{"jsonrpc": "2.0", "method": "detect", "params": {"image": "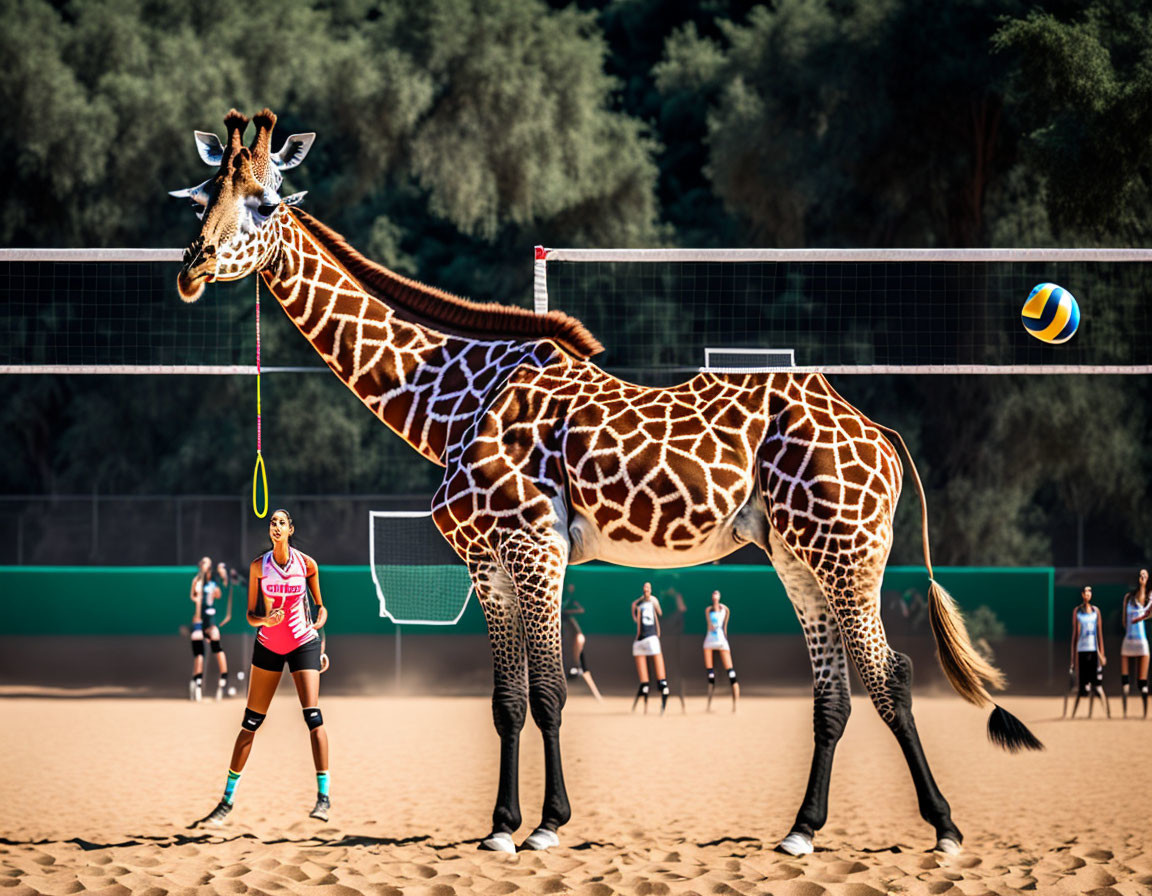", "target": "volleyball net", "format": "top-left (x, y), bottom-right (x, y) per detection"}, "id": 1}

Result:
top-left (6, 246), bottom-right (1152, 376)
top-left (533, 247), bottom-right (1152, 377)
top-left (0, 249), bottom-right (325, 374)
